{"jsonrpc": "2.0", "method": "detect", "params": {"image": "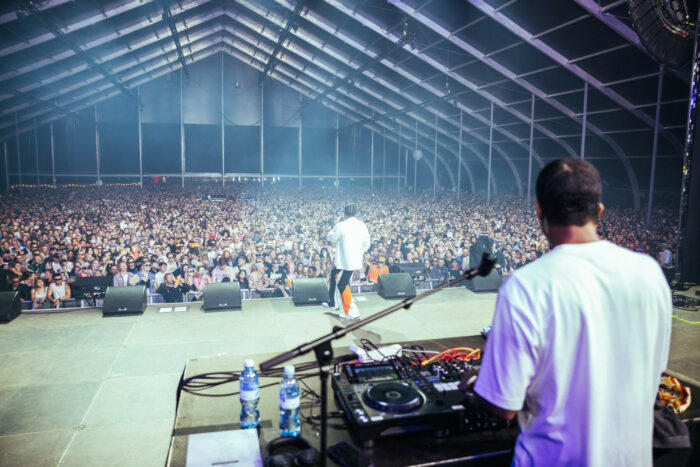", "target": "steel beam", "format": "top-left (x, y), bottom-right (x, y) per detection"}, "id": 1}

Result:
top-left (581, 82), bottom-right (588, 159)
top-left (261, 77), bottom-right (264, 189)
top-left (457, 110), bottom-right (462, 200)
top-left (95, 105), bottom-right (100, 185)
top-left (180, 68), bottom-right (185, 188)
top-left (647, 66), bottom-right (664, 227)
top-left (370, 130), bottom-right (374, 190)
top-left (220, 40), bottom-right (451, 191)
top-left (267, 0), bottom-right (509, 192)
top-left (138, 87), bottom-right (143, 188)
top-left (487, 102), bottom-right (493, 205)
top-left (3, 141), bottom-right (8, 192)
top-left (34, 123), bottom-right (39, 185)
top-left (50, 121), bottom-right (55, 186)
top-left (433, 115), bottom-right (437, 199)
top-left (527, 95), bottom-right (535, 207)
top-left (389, 0), bottom-right (641, 208)
top-left (1, 0), bottom-right (148, 57)
top-left (466, 0), bottom-right (682, 153)
top-left (299, 92), bottom-right (302, 190)
top-left (218, 23), bottom-right (465, 192)
top-left (15, 113), bottom-right (21, 191)
top-left (159, 0), bottom-right (191, 82)
top-left (17, 0), bottom-right (141, 105)
top-left (573, 0), bottom-right (688, 84)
